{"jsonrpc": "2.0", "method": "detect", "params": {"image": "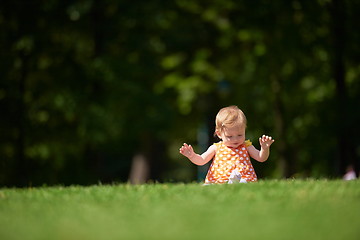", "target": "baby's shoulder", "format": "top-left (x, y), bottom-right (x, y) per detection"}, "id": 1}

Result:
top-left (213, 141), bottom-right (224, 149)
top-left (211, 141), bottom-right (223, 152)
